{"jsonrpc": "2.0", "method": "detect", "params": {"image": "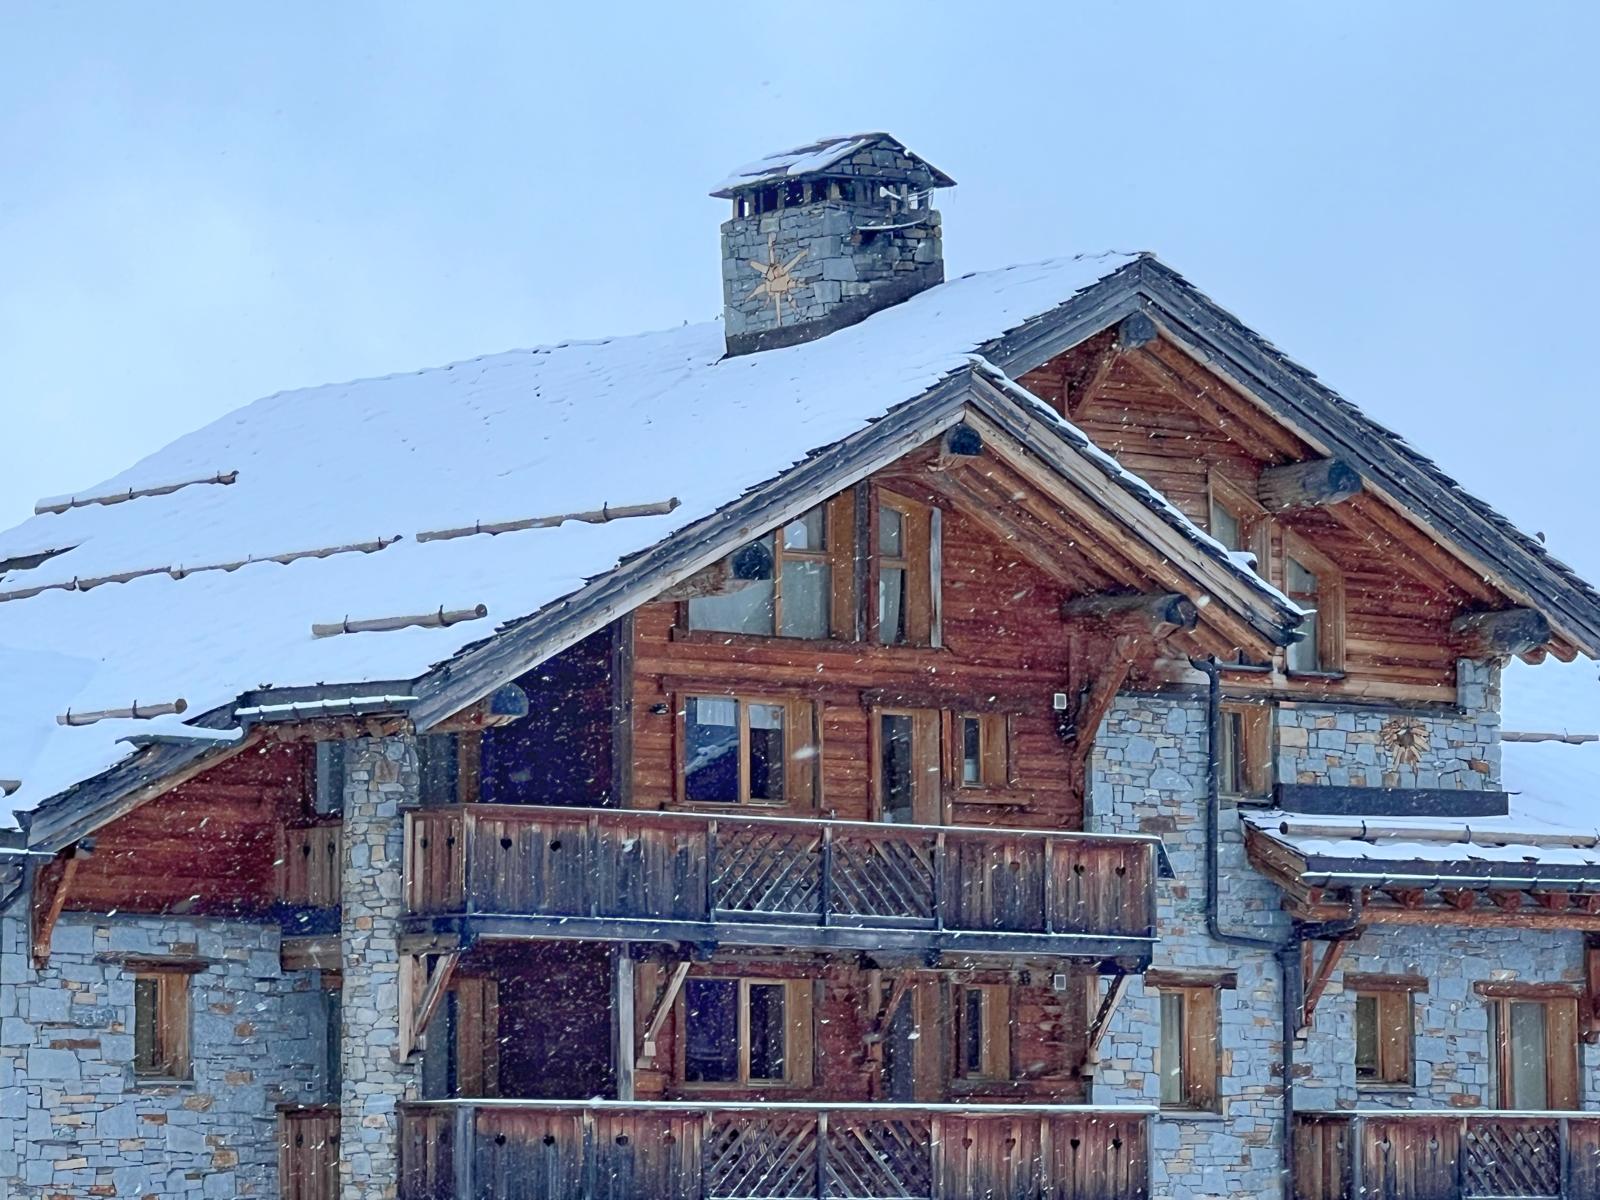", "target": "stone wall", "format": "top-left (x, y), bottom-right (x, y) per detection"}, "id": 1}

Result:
top-left (1295, 924), bottom-right (1600, 1111)
top-left (0, 910), bottom-right (327, 1198)
top-left (339, 734), bottom-right (420, 1200)
top-left (1275, 660), bottom-right (1501, 791)
top-left (1087, 692), bottom-right (1291, 1199)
